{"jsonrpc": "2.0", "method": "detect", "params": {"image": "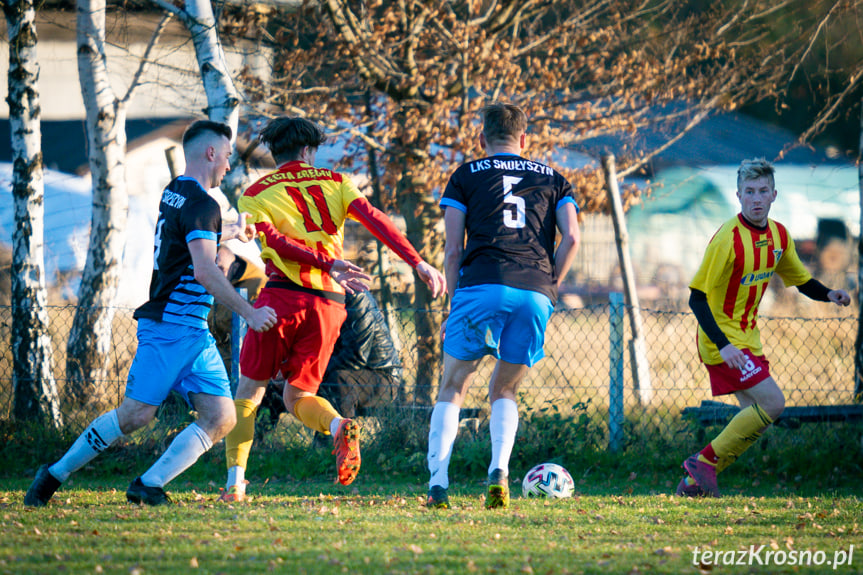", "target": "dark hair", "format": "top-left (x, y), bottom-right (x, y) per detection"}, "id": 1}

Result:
top-left (182, 120), bottom-right (232, 148)
top-left (258, 117), bottom-right (327, 162)
top-left (481, 103), bottom-right (527, 145)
